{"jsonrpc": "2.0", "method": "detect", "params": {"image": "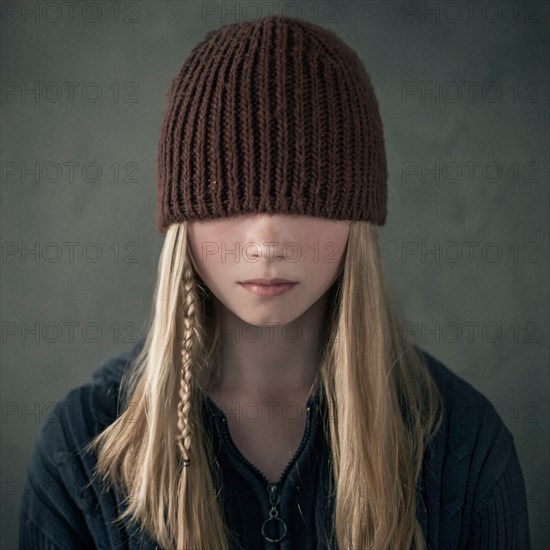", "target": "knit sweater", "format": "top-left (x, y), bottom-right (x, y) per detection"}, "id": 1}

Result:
top-left (19, 338), bottom-right (531, 549)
